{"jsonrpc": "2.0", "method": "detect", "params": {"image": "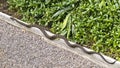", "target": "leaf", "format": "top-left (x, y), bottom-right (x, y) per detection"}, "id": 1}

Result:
top-left (61, 13), bottom-right (71, 31)
top-left (99, 0), bottom-right (105, 9)
top-left (67, 15), bottom-right (72, 39)
top-left (52, 7), bottom-right (71, 18)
